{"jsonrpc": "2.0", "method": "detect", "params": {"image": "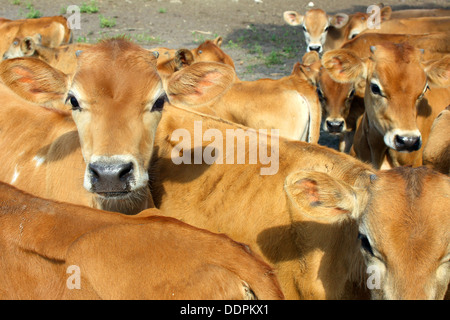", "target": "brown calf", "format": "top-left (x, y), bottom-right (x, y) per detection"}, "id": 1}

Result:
top-left (0, 39), bottom-right (235, 214)
top-left (343, 6), bottom-right (450, 41)
top-left (0, 16), bottom-right (72, 56)
top-left (323, 43), bottom-right (450, 169)
top-left (316, 32), bottom-right (450, 153)
top-left (163, 41), bottom-right (322, 143)
top-left (2, 36), bottom-right (92, 75)
top-left (283, 8), bottom-right (350, 53)
top-left (148, 105), bottom-right (450, 299)
top-left (0, 181), bottom-right (284, 300)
